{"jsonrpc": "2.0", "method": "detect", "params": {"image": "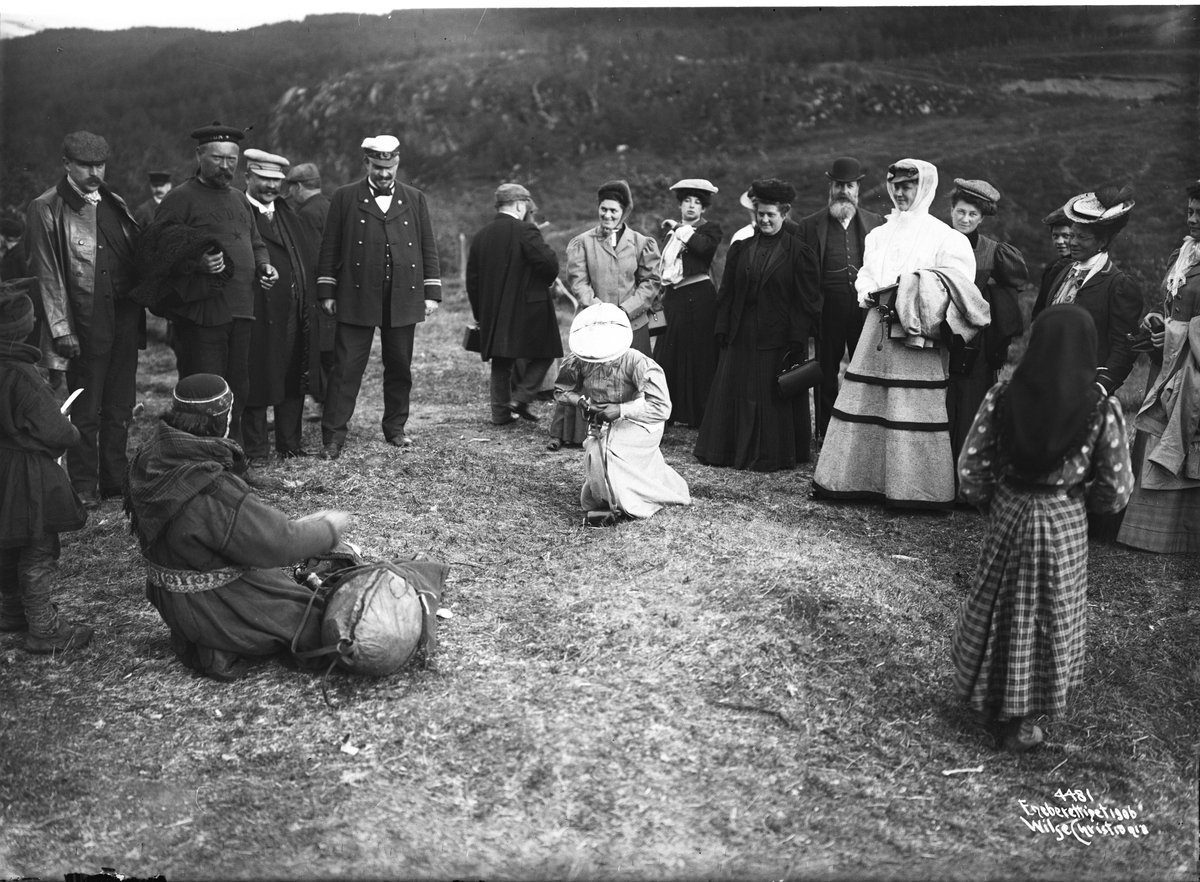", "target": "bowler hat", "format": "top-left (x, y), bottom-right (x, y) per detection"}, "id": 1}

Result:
top-left (147, 171), bottom-right (172, 185)
top-left (826, 157), bottom-right (866, 183)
